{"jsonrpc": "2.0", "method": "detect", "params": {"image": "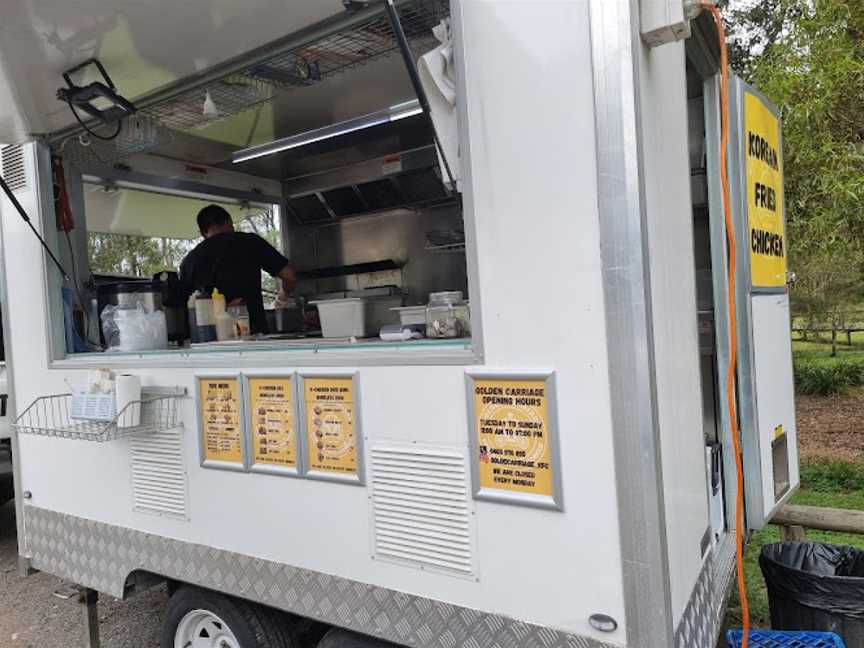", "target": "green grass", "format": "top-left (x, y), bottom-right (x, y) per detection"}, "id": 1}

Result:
top-left (727, 461), bottom-right (864, 628)
top-left (801, 461), bottom-right (864, 494)
top-left (792, 350), bottom-right (864, 395)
